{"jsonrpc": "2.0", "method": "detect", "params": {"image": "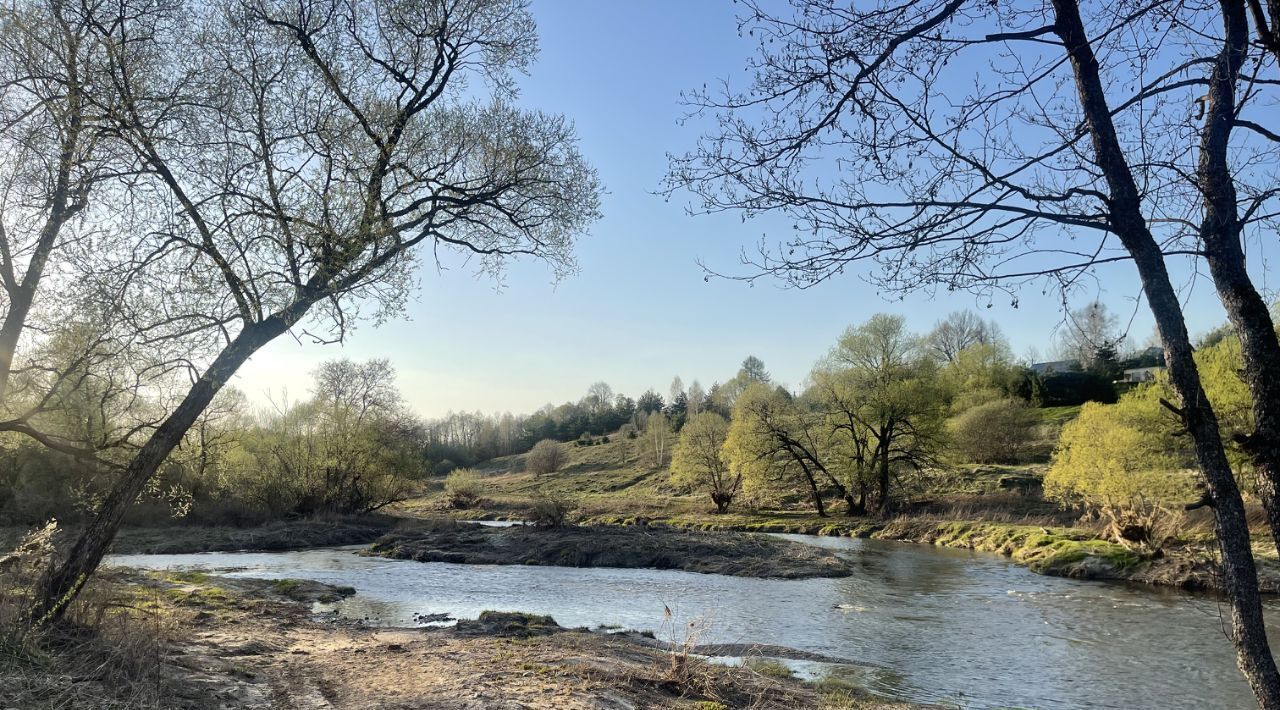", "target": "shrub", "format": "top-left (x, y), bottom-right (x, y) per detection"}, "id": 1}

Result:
top-left (529, 492), bottom-right (576, 528)
top-left (950, 398), bottom-right (1039, 464)
top-left (1046, 393), bottom-right (1195, 547)
top-left (443, 469), bottom-right (482, 509)
top-left (526, 439), bottom-right (568, 476)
